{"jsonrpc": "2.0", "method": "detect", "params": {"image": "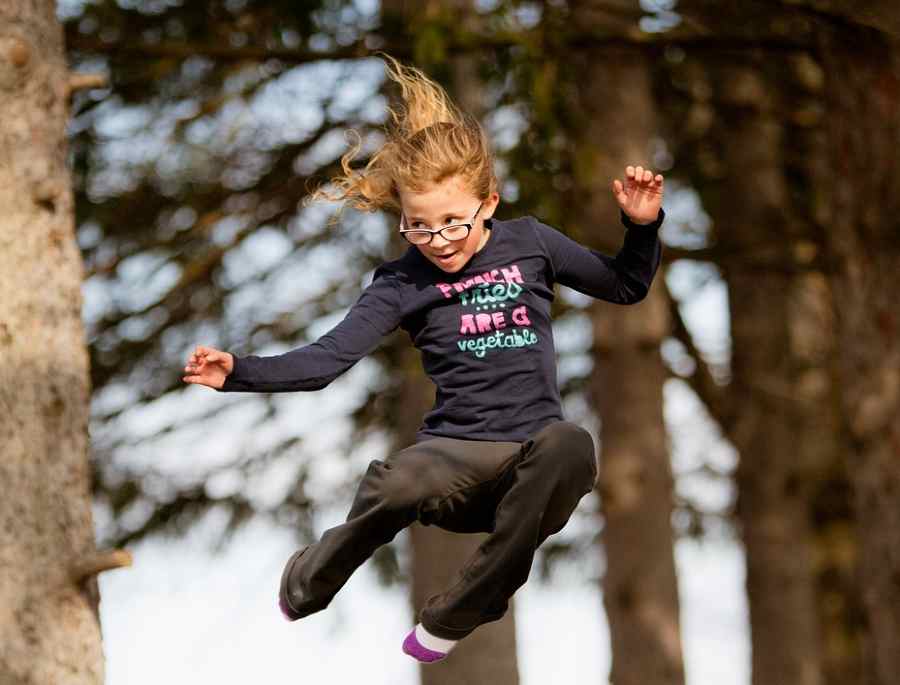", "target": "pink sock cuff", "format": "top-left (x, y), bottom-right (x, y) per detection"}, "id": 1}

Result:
top-left (402, 627), bottom-right (448, 663)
